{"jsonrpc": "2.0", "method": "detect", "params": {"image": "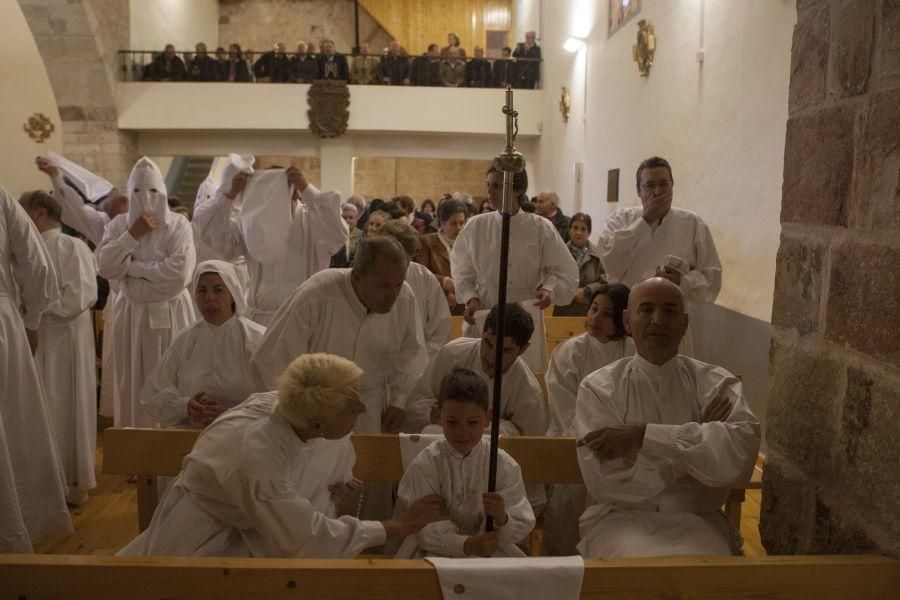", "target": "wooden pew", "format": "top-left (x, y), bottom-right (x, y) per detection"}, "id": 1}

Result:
top-left (102, 429), bottom-right (761, 534)
top-left (2, 554), bottom-right (897, 600)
